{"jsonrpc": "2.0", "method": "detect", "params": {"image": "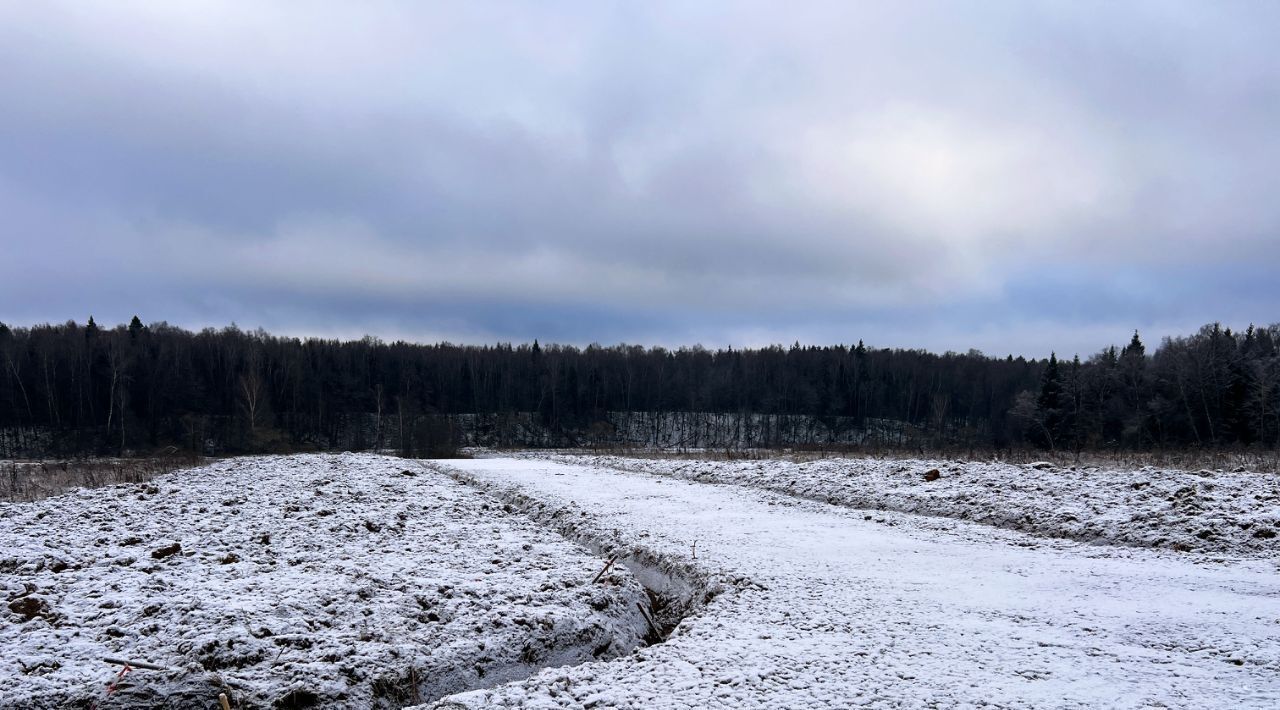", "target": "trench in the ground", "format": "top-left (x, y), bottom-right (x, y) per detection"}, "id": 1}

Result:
top-left (410, 460), bottom-right (725, 708)
top-left (11, 459), bottom-right (718, 710)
